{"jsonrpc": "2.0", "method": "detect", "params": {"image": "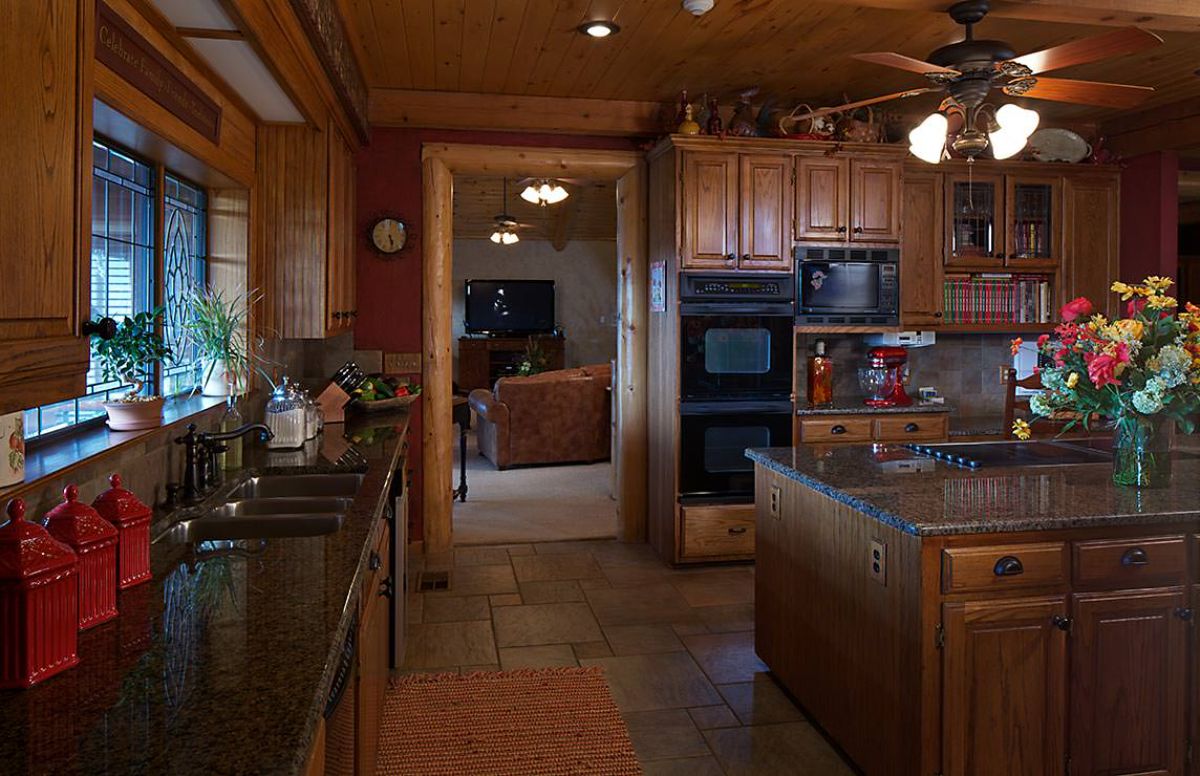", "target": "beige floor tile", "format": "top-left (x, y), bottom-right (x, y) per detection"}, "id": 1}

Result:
top-left (695, 603), bottom-right (755, 633)
top-left (511, 552), bottom-right (604, 582)
top-left (533, 540), bottom-right (617, 555)
top-left (403, 621), bottom-right (497, 669)
top-left (505, 544), bottom-right (537, 556)
top-left (671, 568), bottom-right (755, 607)
top-left (433, 564), bottom-right (518, 597)
top-left (422, 551), bottom-right (455, 572)
top-left (579, 577), bottom-right (612, 590)
top-left (718, 676), bottom-right (805, 725)
top-left (683, 631), bottom-right (769, 685)
top-left (603, 624), bottom-right (686, 655)
top-left (601, 562), bottom-right (678, 588)
top-left (641, 756), bottom-right (726, 776)
top-left (519, 579), bottom-right (585, 603)
top-left (572, 641), bottom-right (613, 659)
top-left (623, 709), bottom-right (711, 761)
top-left (672, 622), bottom-right (710, 637)
top-left (688, 704), bottom-right (741, 730)
top-left (493, 602), bottom-right (603, 647)
top-left (703, 722), bottom-right (855, 775)
top-left (498, 644), bottom-right (579, 670)
top-left (421, 594), bottom-right (491, 623)
top-left (490, 593), bottom-right (522, 607)
top-left (579, 652), bottom-right (722, 712)
top-left (454, 546), bottom-right (512, 566)
top-left (585, 583), bottom-right (698, 626)
top-left (460, 664), bottom-right (501, 673)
